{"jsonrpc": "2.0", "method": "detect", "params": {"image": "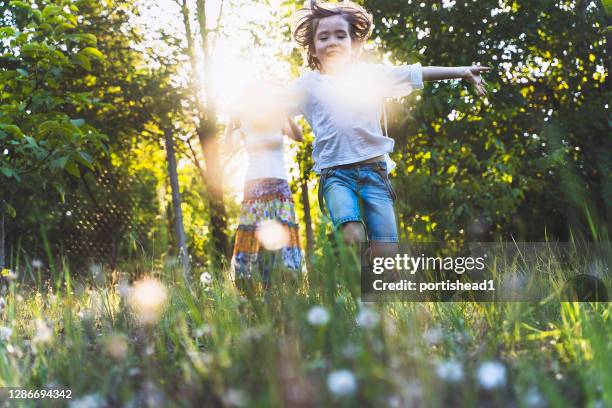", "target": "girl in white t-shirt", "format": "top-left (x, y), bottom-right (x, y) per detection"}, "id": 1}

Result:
top-left (226, 84), bottom-right (303, 285)
top-left (289, 1), bottom-right (490, 258)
